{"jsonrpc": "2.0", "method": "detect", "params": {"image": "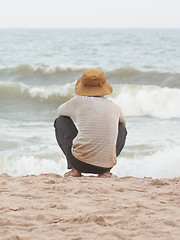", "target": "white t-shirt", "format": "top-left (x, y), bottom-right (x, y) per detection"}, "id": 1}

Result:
top-left (58, 96), bottom-right (126, 168)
